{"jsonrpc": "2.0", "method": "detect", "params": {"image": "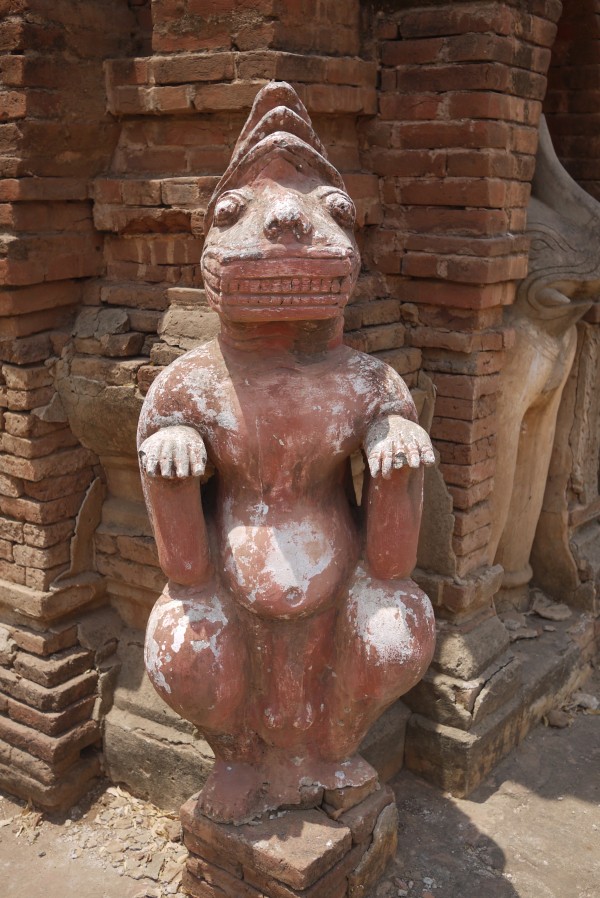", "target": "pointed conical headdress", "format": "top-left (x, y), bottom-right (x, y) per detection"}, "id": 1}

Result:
top-left (204, 82), bottom-right (346, 232)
